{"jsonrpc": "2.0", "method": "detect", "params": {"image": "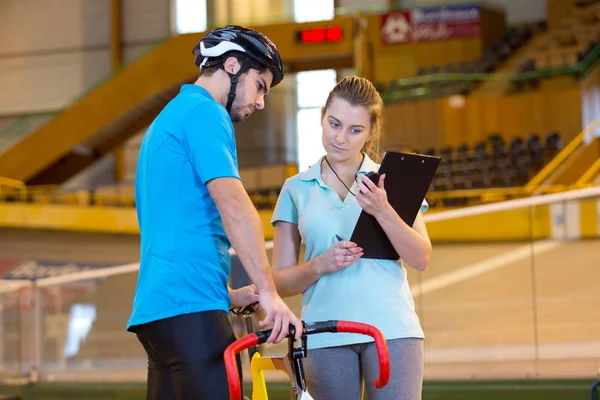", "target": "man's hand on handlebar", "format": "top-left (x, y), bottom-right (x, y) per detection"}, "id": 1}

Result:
top-left (257, 290), bottom-right (302, 343)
